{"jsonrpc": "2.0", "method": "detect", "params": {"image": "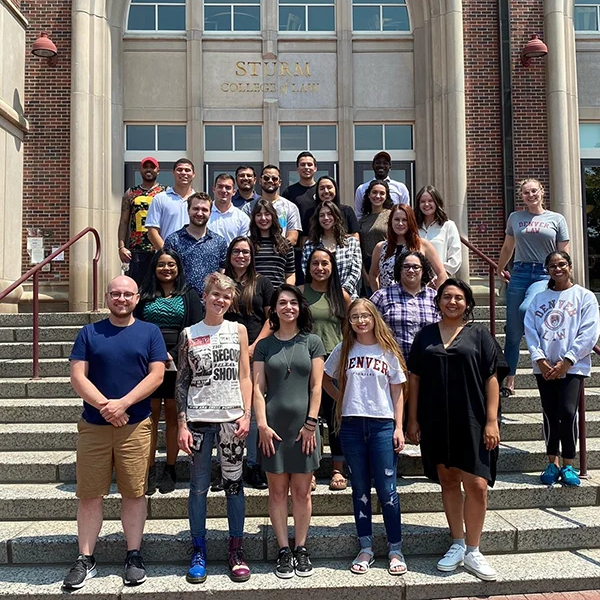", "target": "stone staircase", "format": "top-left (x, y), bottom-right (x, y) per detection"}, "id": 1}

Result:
top-left (1, 309), bottom-right (600, 599)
